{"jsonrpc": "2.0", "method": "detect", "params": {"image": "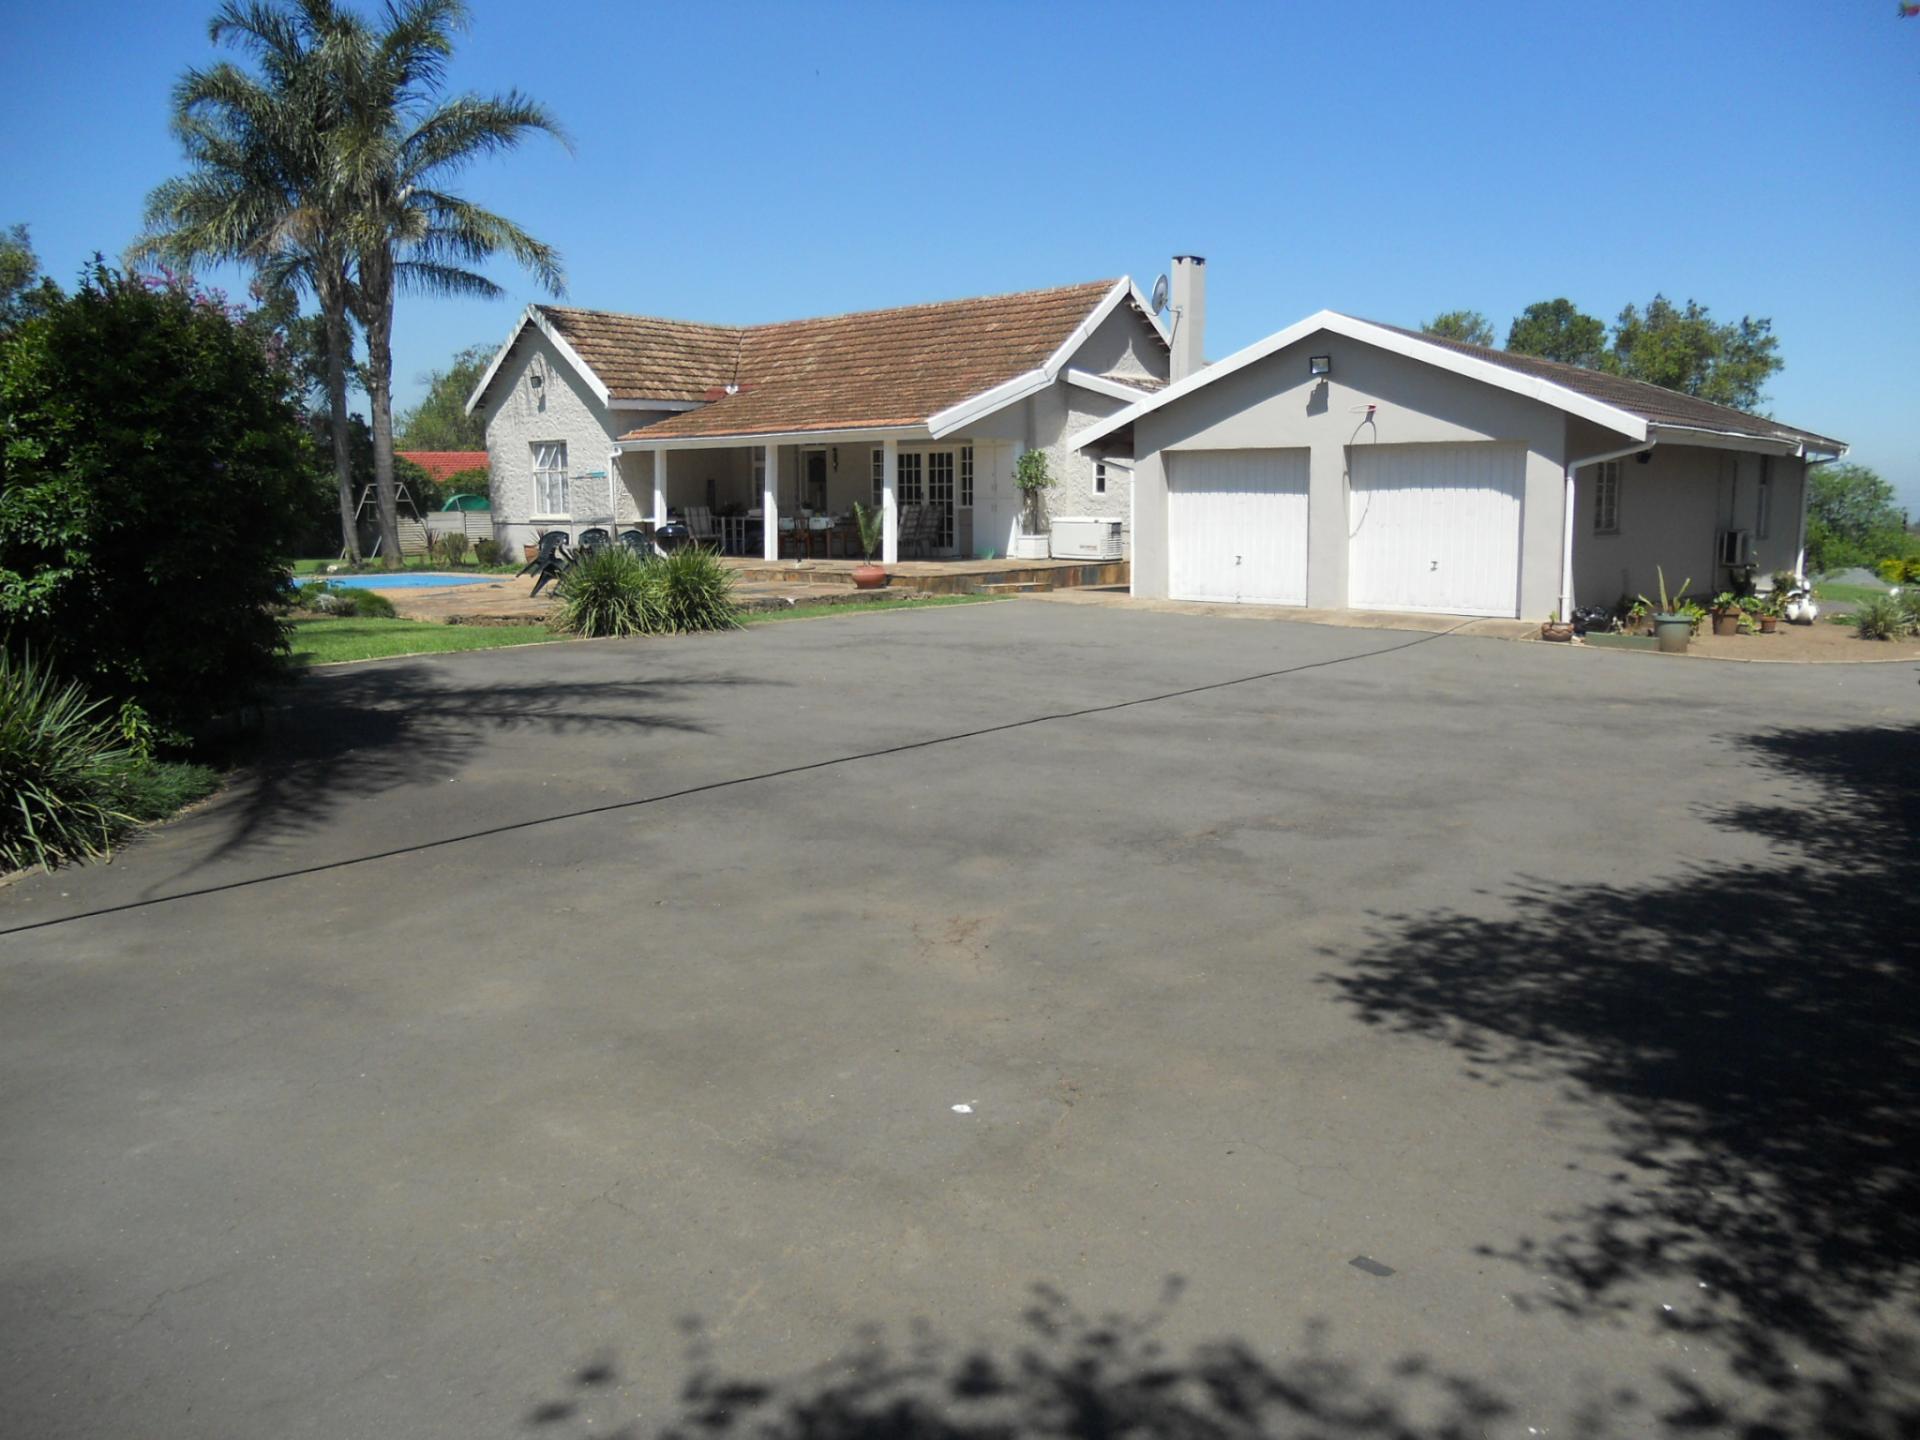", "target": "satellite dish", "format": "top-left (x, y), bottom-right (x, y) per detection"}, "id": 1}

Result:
top-left (1150, 274), bottom-right (1169, 314)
